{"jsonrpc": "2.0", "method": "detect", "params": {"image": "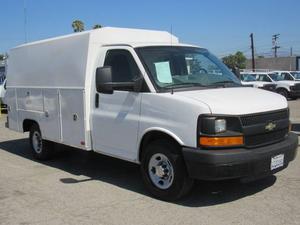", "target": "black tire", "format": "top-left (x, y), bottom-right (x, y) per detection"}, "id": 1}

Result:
top-left (29, 123), bottom-right (53, 160)
top-left (277, 89), bottom-right (288, 98)
top-left (140, 139), bottom-right (194, 201)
